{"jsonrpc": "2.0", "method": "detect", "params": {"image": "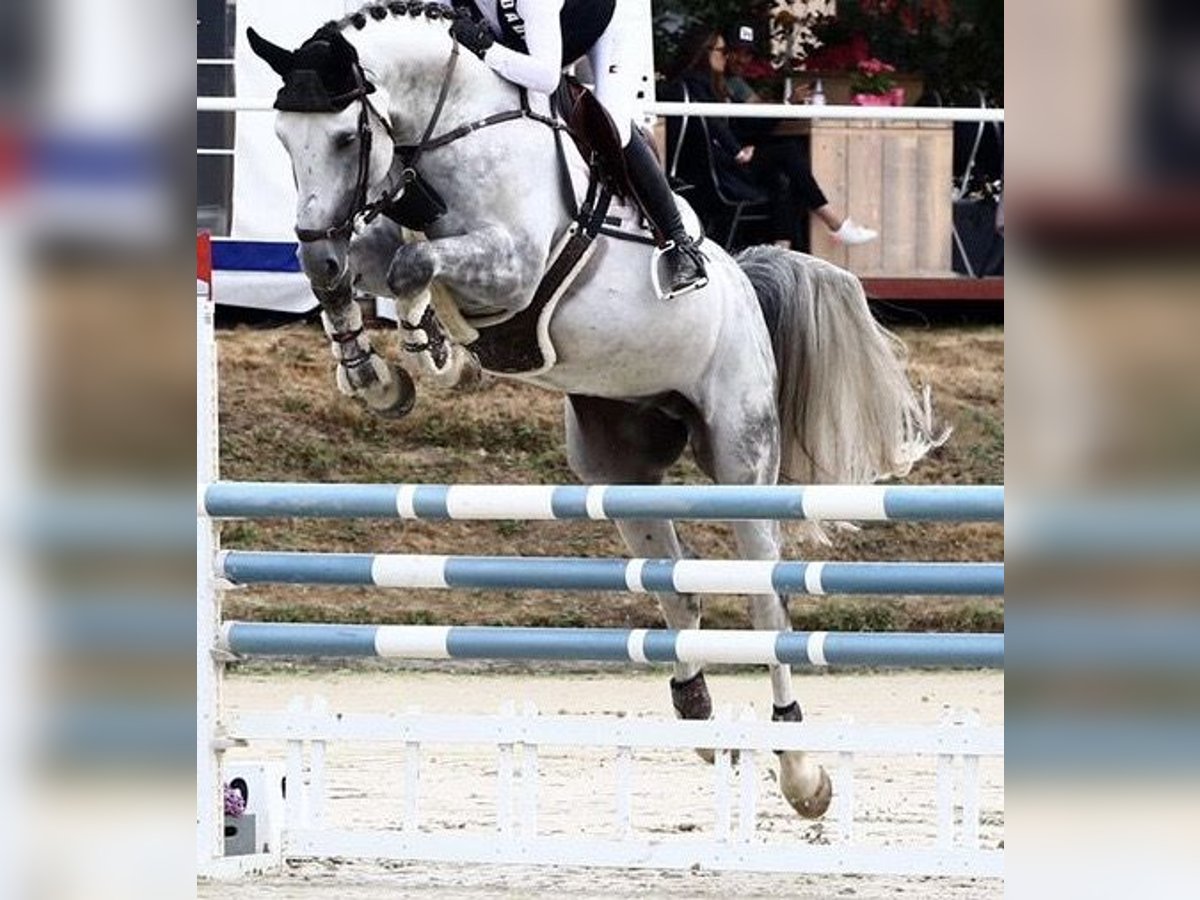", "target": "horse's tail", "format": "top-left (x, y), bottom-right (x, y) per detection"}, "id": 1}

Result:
top-left (735, 245), bottom-right (946, 485)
